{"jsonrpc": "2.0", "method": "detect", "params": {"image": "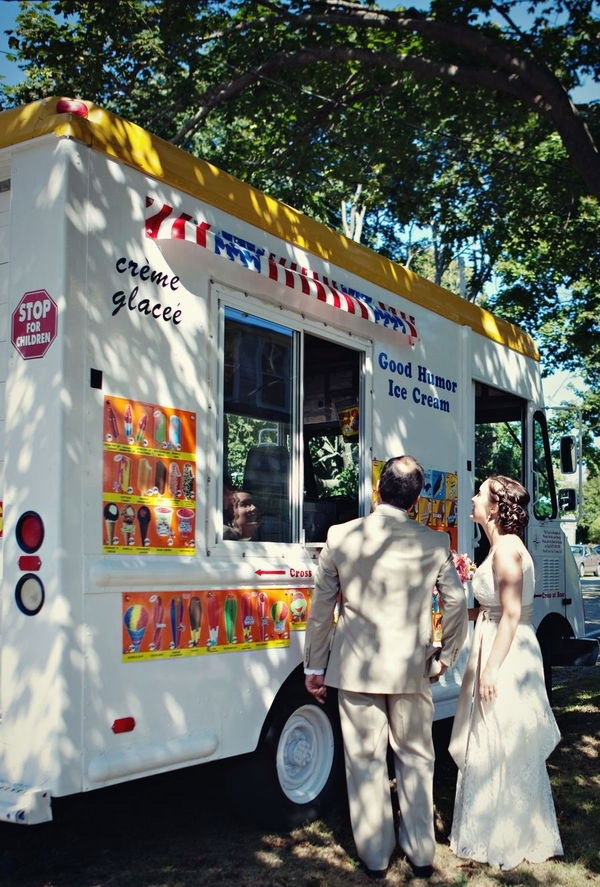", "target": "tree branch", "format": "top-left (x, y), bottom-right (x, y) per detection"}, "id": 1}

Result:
top-left (174, 46), bottom-right (537, 142)
top-left (174, 1), bottom-right (600, 196)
